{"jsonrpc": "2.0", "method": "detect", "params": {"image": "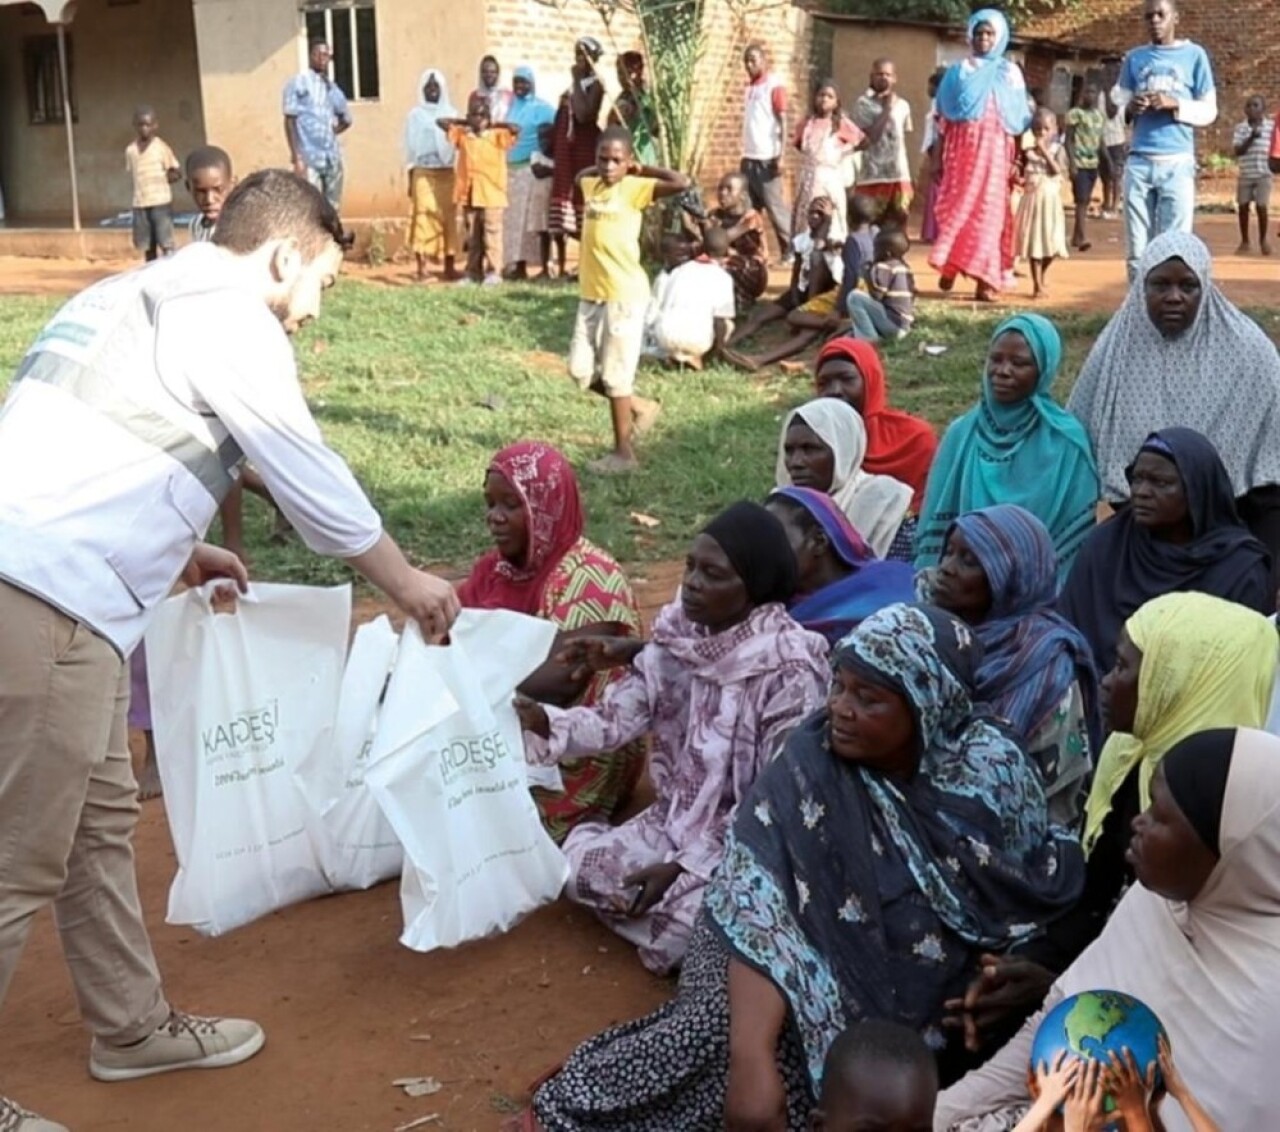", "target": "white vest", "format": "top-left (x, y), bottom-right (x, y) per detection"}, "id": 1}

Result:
top-left (743, 73), bottom-right (785, 161)
top-left (0, 258), bottom-right (244, 656)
